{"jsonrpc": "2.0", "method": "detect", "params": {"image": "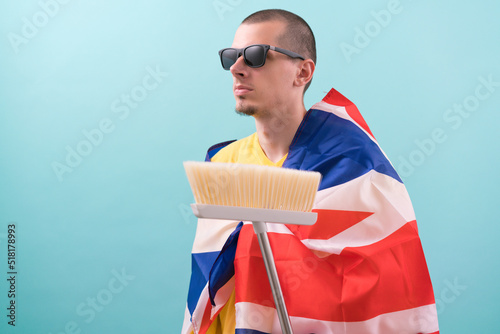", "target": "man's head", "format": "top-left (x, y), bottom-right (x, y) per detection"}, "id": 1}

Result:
top-left (241, 9), bottom-right (316, 88)
top-left (223, 9), bottom-right (316, 118)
